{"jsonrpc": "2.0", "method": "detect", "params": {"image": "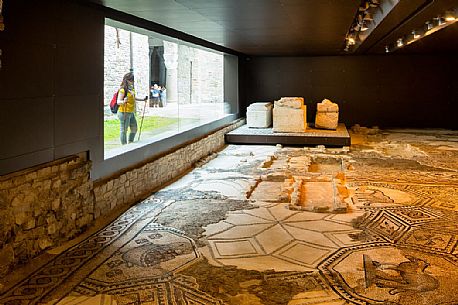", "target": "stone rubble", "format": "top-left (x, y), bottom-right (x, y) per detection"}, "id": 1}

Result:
top-left (247, 145), bottom-right (352, 213)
